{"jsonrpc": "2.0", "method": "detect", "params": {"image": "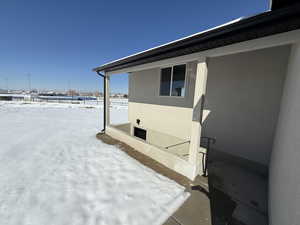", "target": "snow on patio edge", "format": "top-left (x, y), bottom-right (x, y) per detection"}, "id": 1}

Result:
top-left (102, 141), bottom-right (191, 225)
top-left (0, 101), bottom-right (190, 225)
